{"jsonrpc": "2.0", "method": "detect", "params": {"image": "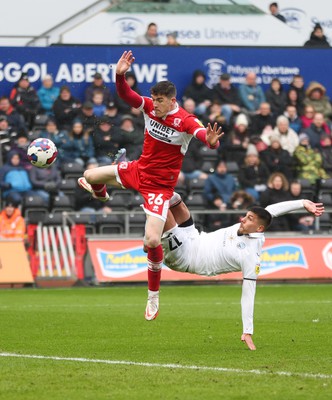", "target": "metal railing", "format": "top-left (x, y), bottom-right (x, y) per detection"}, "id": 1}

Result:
top-left (60, 208), bottom-right (331, 237)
